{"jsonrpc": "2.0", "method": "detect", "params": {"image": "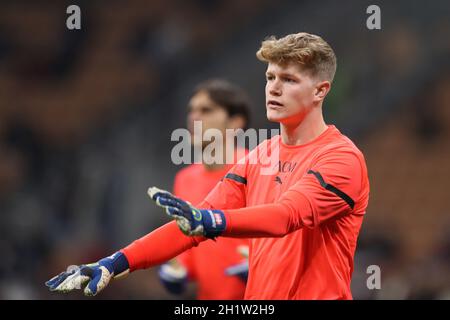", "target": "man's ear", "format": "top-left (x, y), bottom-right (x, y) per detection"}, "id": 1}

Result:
top-left (313, 81), bottom-right (331, 102)
top-left (228, 115), bottom-right (246, 130)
